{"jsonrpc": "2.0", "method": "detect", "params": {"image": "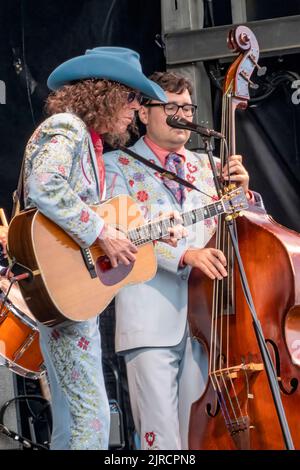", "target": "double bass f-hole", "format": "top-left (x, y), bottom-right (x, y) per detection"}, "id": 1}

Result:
top-left (266, 339), bottom-right (298, 395)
